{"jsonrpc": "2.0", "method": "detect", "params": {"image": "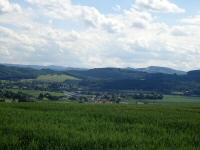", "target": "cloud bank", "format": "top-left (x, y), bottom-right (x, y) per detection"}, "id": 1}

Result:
top-left (0, 0), bottom-right (21, 13)
top-left (0, 0), bottom-right (199, 70)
